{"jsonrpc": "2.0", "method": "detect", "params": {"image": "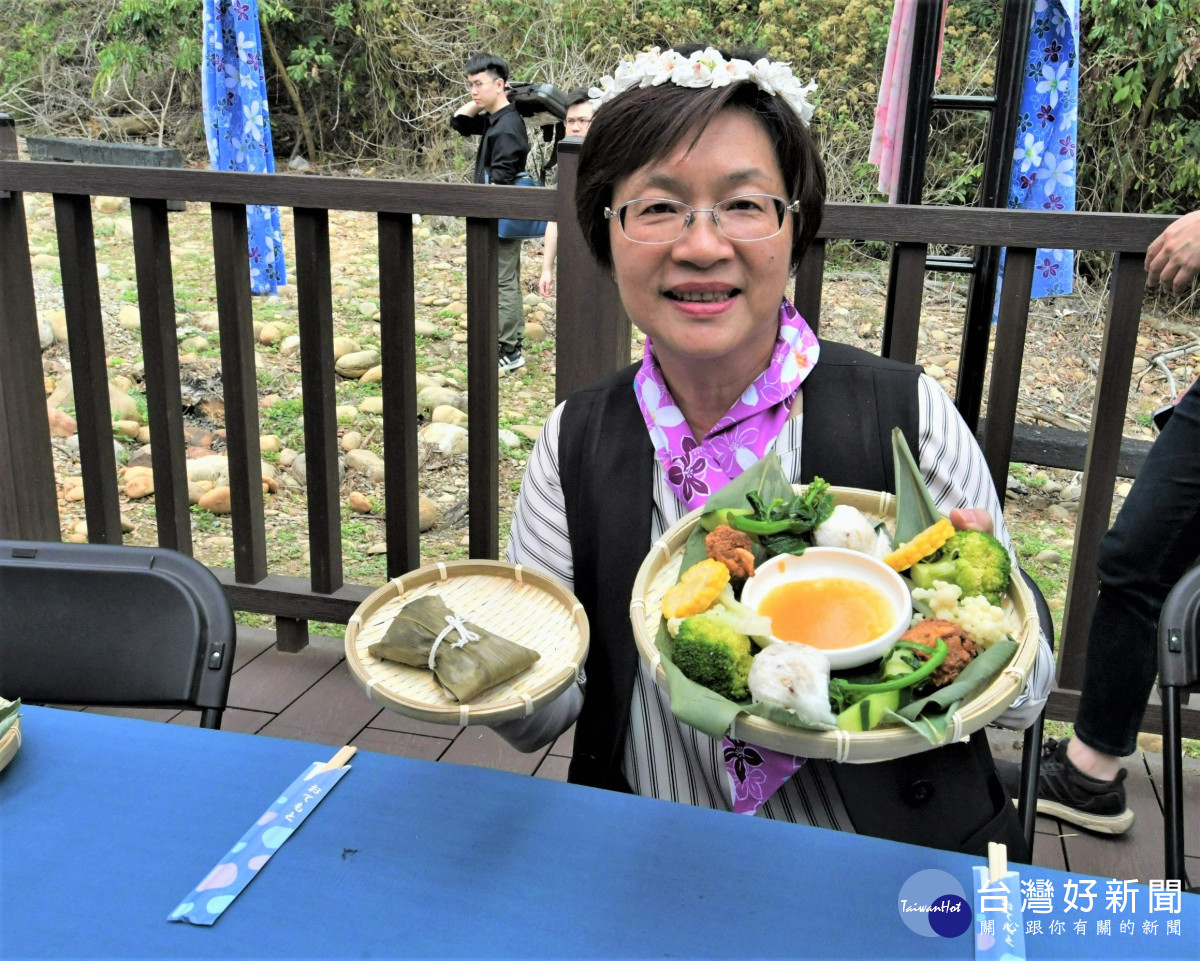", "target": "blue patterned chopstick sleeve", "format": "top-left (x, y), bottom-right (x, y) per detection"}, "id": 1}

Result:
top-left (168, 761), bottom-right (351, 926)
